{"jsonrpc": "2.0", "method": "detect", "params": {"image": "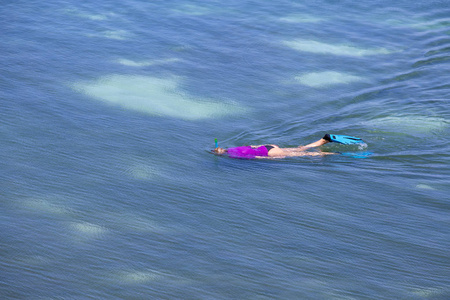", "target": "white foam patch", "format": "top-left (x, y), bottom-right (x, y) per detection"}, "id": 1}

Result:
top-left (364, 116), bottom-right (448, 134)
top-left (410, 287), bottom-right (446, 297)
top-left (70, 221), bottom-right (107, 238)
top-left (415, 184), bottom-right (436, 190)
top-left (115, 270), bottom-right (163, 284)
top-left (126, 164), bottom-right (160, 180)
top-left (64, 8), bottom-right (116, 21)
top-left (121, 155), bottom-right (163, 180)
top-left (171, 4), bottom-right (215, 16)
top-left (86, 30), bottom-right (131, 40)
top-left (295, 71), bottom-right (365, 87)
top-left (115, 58), bottom-right (181, 67)
top-left (15, 255), bottom-right (50, 266)
top-left (21, 196), bottom-right (72, 216)
top-left (73, 75), bottom-right (245, 120)
top-left (104, 212), bottom-right (165, 233)
top-left (410, 19), bottom-right (450, 30)
top-left (379, 15), bottom-right (450, 31)
top-left (279, 14), bottom-right (323, 23)
top-left (283, 39), bottom-right (392, 57)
